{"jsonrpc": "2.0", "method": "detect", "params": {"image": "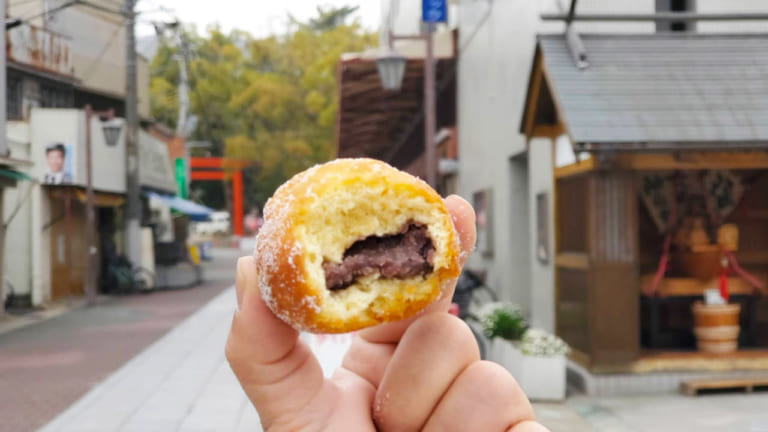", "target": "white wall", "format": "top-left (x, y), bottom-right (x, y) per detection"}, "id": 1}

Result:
top-left (2, 122), bottom-right (33, 299)
top-left (29, 109), bottom-right (126, 194)
top-left (527, 138), bottom-right (555, 332)
top-left (457, 0), bottom-right (549, 310)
